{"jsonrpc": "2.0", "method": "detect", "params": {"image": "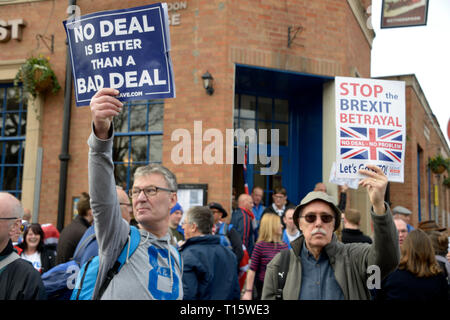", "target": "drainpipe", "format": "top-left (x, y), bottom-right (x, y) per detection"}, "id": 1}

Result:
top-left (57, 0), bottom-right (77, 232)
